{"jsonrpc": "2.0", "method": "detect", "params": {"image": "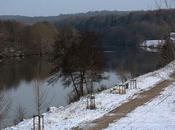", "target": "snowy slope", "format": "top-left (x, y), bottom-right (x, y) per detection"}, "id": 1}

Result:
top-left (105, 82), bottom-right (175, 130)
top-left (4, 61), bottom-right (175, 130)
